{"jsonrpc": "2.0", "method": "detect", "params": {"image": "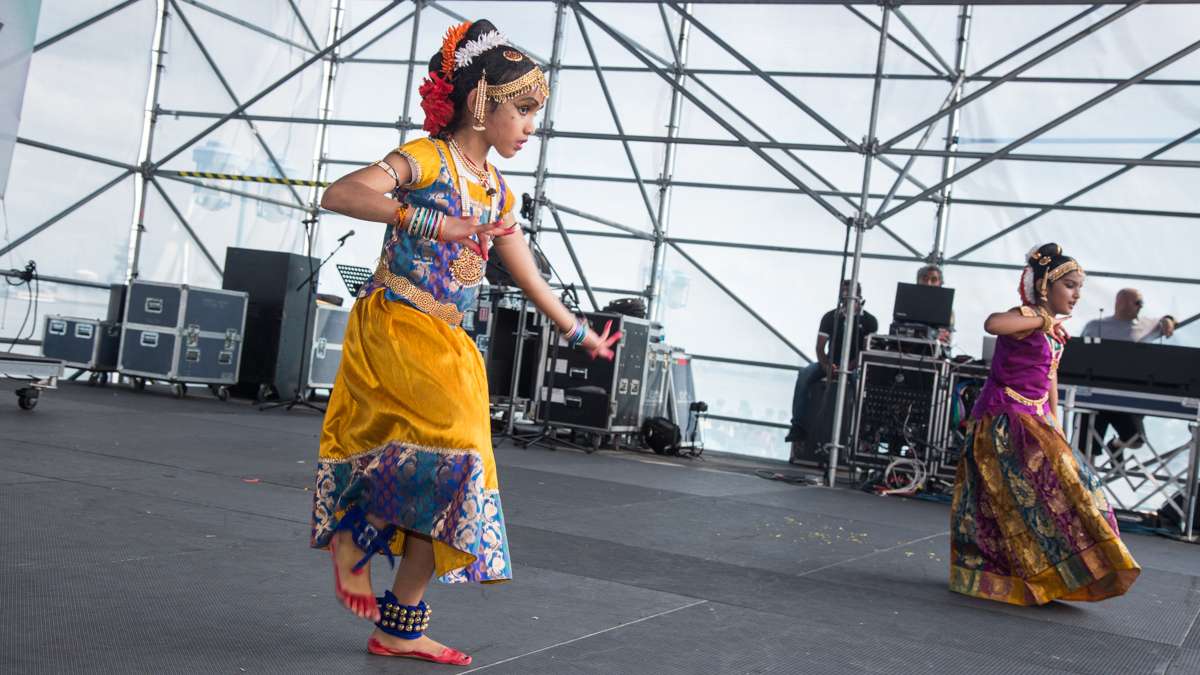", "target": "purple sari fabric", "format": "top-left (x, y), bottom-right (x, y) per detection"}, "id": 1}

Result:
top-left (949, 321), bottom-right (1139, 605)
